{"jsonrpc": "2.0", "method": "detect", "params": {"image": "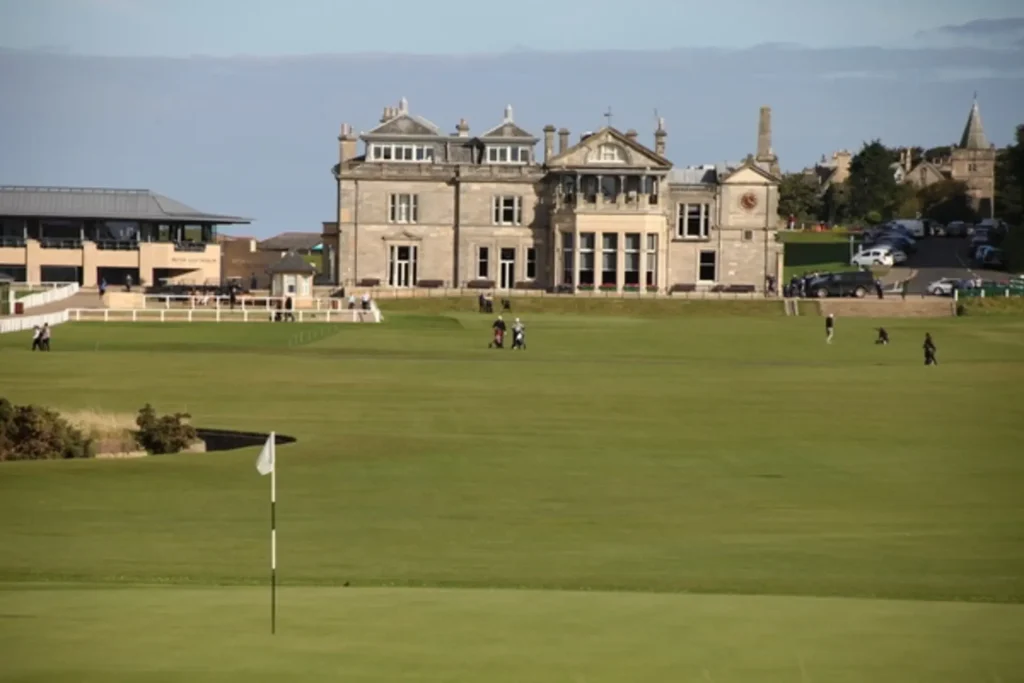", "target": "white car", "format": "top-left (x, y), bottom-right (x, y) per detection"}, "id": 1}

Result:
top-left (927, 278), bottom-right (960, 296)
top-left (851, 249), bottom-right (895, 268)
